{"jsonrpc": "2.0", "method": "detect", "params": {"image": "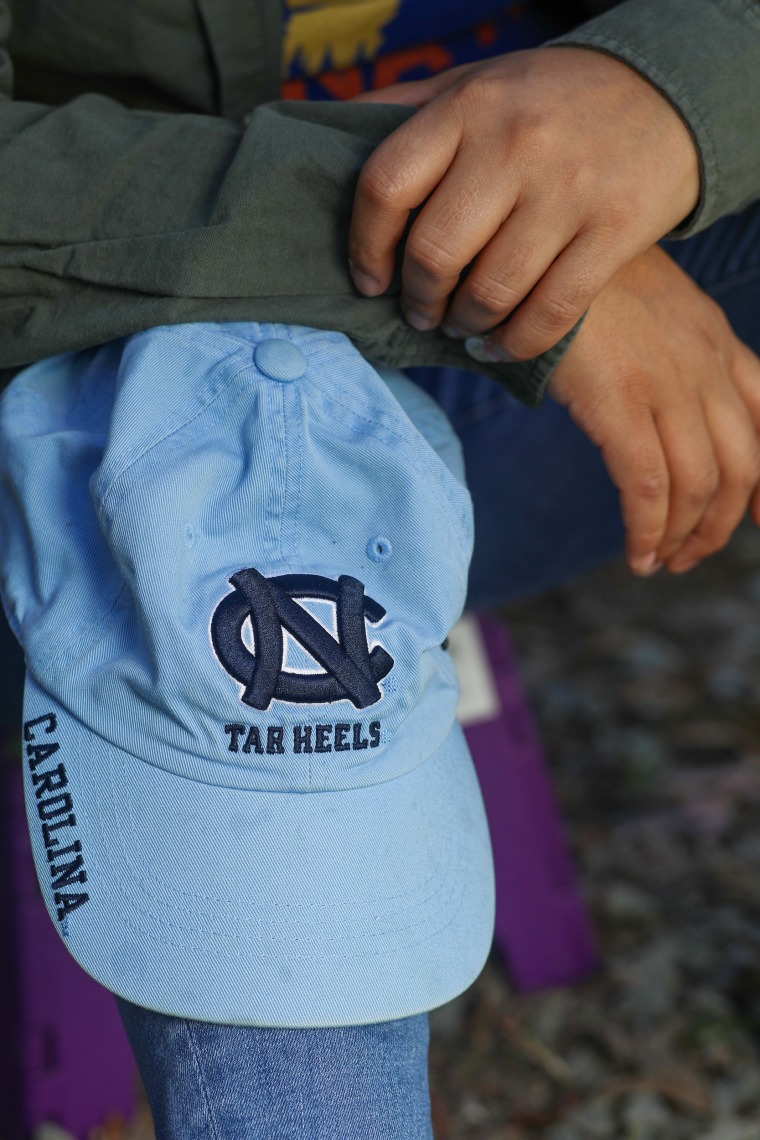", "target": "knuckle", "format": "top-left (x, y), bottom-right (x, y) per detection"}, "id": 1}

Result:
top-left (683, 468), bottom-right (721, 507)
top-left (694, 307), bottom-right (733, 362)
top-left (617, 368), bottom-right (655, 401)
top-left (595, 200), bottom-right (638, 240)
top-left (357, 160), bottom-right (407, 207)
top-left (561, 163), bottom-right (599, 206)
top-left (466, 275), bottom-right (520, 319)
top-left (515, 115), bottom-right (560, 163)
top-left (540, 291), bottom-right (581, 332)
top-left (632, 468), bottom-right (669, 503)
top-left (502, 294), bottom-right (582, 361)
top-left (405, 234), bottom-right (460, 281)
top-left (456, 71), bottom-right (504, 109)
